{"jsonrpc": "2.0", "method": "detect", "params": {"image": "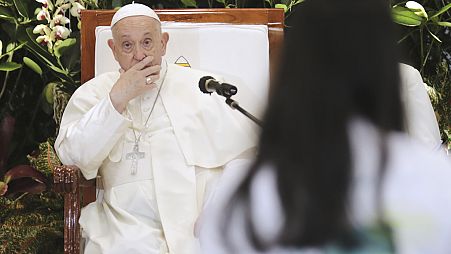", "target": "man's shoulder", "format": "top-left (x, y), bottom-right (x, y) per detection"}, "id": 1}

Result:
top-left (83, 72), bottom-right (119, 88)
top-left (74, 72), bottom-right (119, 96)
